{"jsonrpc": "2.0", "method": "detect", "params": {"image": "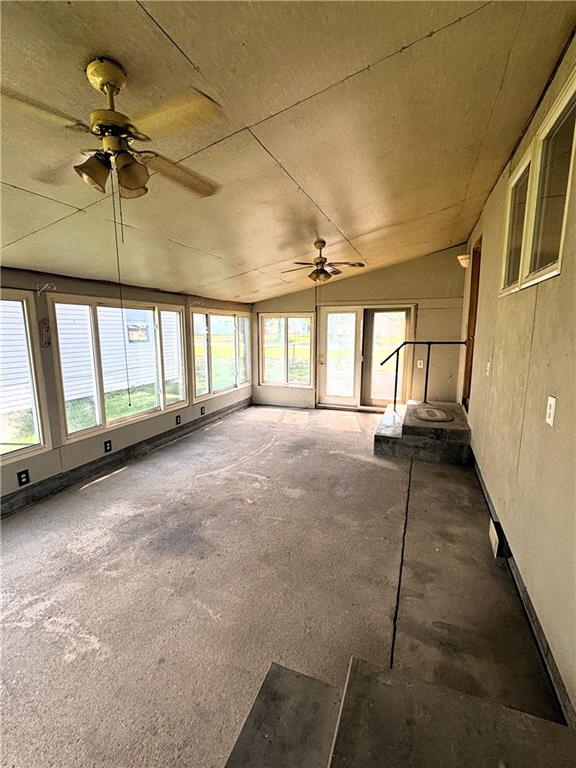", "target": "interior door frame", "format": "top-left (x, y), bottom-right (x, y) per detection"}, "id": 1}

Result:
top-left (462, 238), bottom-right (482, 411)
top-left (317, 304), bottom-right (415, 409)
